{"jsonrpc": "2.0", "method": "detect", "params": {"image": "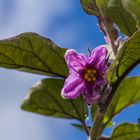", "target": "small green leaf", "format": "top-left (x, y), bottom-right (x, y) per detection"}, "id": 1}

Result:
top-left (104, 77), bottom-right (140, 125)
top-left (106, 121), bottom-right (114, 128)
top-left (110, 123), bottom-right (140, 140)
top-left (21, 78), bottom-right (88, 121)
top-left (103, 116), bottom-right (115, 128)
top-left (107, 31), bottom-right (140, 85)
top-left (80, 0), bottom-right (98, 15)
top-left (0, 32), bottom-right (68, 77)
top-left (71, 123), bottom-right (91, 131)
